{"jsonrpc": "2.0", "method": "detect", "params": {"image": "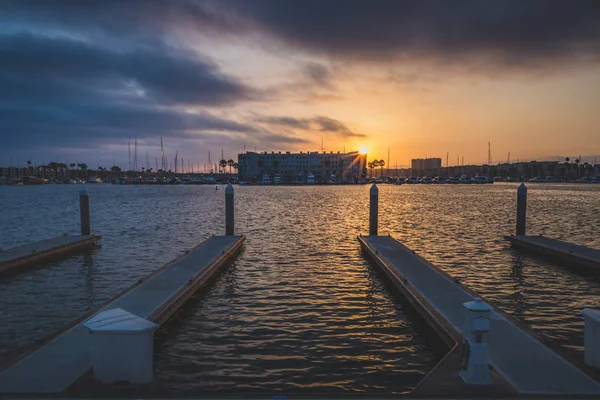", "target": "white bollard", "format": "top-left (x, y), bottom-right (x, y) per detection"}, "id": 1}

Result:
top-left (582, 308), bottom-right (600, 368)
top-left (84, 308), bottom-right (158, 384)
top-left (460, 298), bottom-right (492, 385)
